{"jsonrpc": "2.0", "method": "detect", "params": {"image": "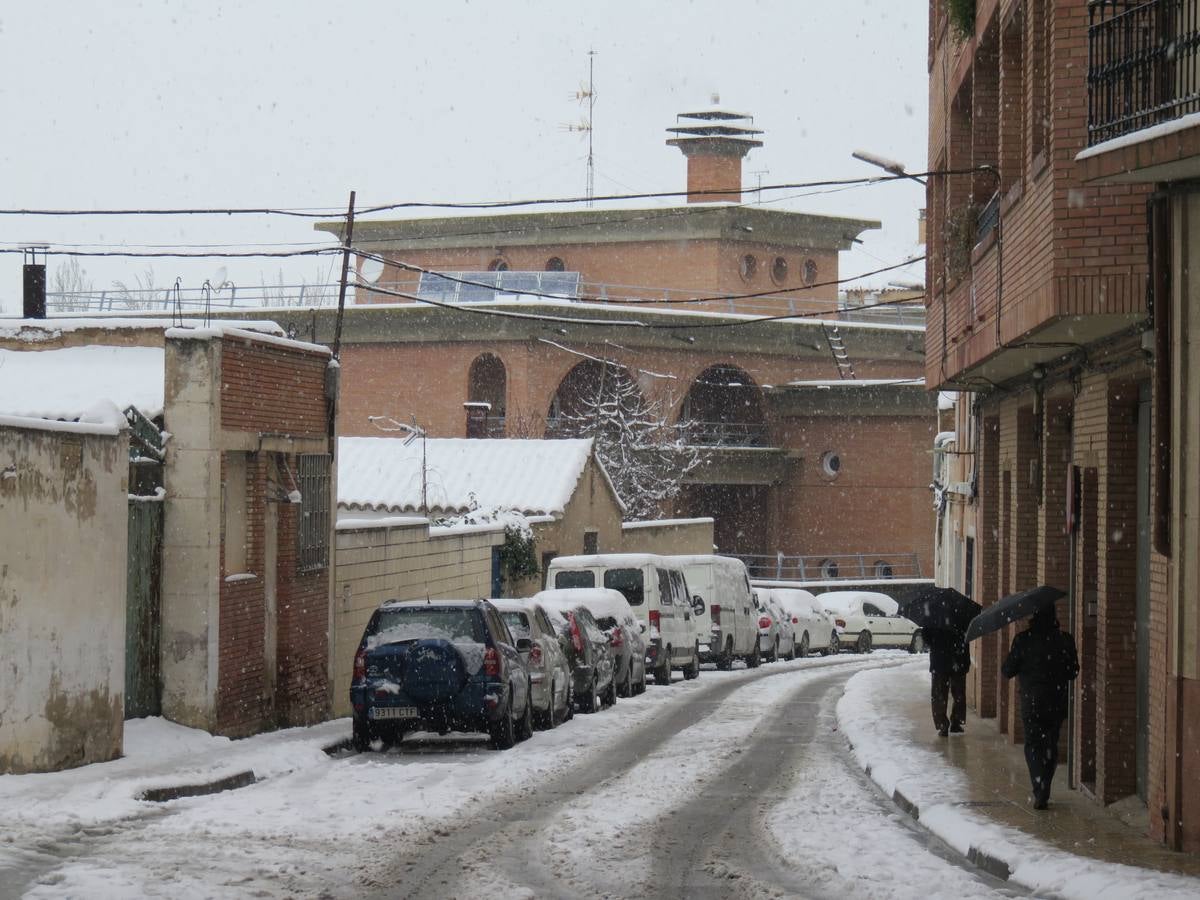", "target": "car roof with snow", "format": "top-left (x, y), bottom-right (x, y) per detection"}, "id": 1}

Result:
top-left (666, 554), bottom-right (747, 570)
top-left (378, 598), bottom-right (488, 611)
top-left (816, 591), bottom-right (900, 616)
top-left (769, 588), bottom-right (821, 610)
top-left (488, 598), bottom-right (545, 615)
top-left (532, 588), bottom-right (634, 621)
top-left (548, 553), bottom-right (676, 569)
